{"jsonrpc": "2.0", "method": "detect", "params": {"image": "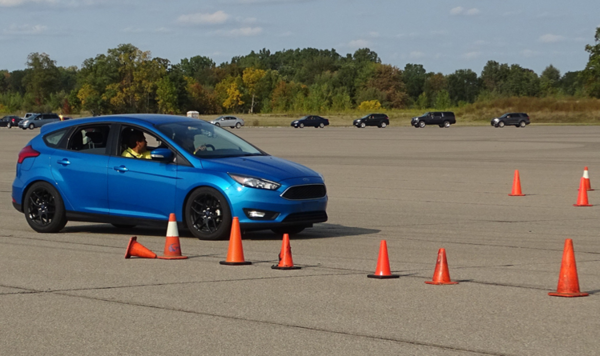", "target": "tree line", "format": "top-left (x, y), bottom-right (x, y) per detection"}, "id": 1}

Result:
top-left (1, 27), bottom-right (599, 116)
